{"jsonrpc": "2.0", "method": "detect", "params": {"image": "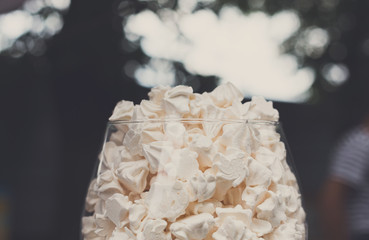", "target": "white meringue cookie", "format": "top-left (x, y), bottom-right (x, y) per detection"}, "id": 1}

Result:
top-left (281, 168), bottom-right (299, 188)
top-left (242, 96), bottom-right (279, 121)
top-left (257, 125), bottom-right (280, 146)
top-left (148, 85), bottom-right (171, 104)
top-left (190, 171), bottom-right (216, 202)
top-left (164, 148), bottom-right (199, 181)
top-left (247, 158), bottom-right (272, 187)
top-left (213, 216), bottom-right (261, 240)
top-left (109, 100), bottom-right (134, 121)
top-left (82, 216), bottom-right (102, 240)
top-left (105, 193), bottom-right (132, 228)
top-left (254, 146), bottom-right (276, 167)
top-left (189, 93), bottom-right (207, 118)
top-left (145, 180), bottom-right (189, 222)
top-left (139, 99), bottom-right (164, 119)
top-left (220, 124), bottom-right (260, 154)
top-left (96, 169), bottom-right (125, 200)
top-left (188, 133), bottom-right (215, 170)
top-left (215, 205), bottom-right (252, 226)
top-left (109, 129), bottom-right (125, 146)
top-left (116, 160), bottom-right (149, 193)
top-left (163, 85), bottom-right (193, 117)
top-left (101, 142), bottom-right (142, 172)
top-left (222, 100), bottom-right (249, 120)
top-left (129, 201), bottom-right (147, 232)
top-left (94, 198), bottom-right (106, 215)
top-left (137, 219), bottom-right (171, 240)
top-left (256, 191), bottom-right (286, 228)
top-left (201, 106), bottom-right (225, 138)
top-left (95, 214), bottom-right (116, 237)
top-left (170, 213), bottom-right (215, 240)
top-left (242, 185), bottom-right (268, 210)
top-left (142, 141), bottom-right (174, 174)
top-left (250, 217), bottom-right (273, 236)
top-left (209, 82), bottom-right (244, 108)
top-left (85, 179), bottom-right (99, 213)
top-left (123, 129), bottom-right (142, 156)
top-left (164, 122), bottom-right (186, 148)
top-left (213, 152), bottom-right (248, 188)
top-left (110, 227), bottom-right (136, 240)
top-left (276, 184), bottom-right (300, 214)
top-left (264, 219), bottom-right (305, 240)
top-left (186, 199), bottom-right (222, 215)
top-left (291, 206), bottom-right (306, 225)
